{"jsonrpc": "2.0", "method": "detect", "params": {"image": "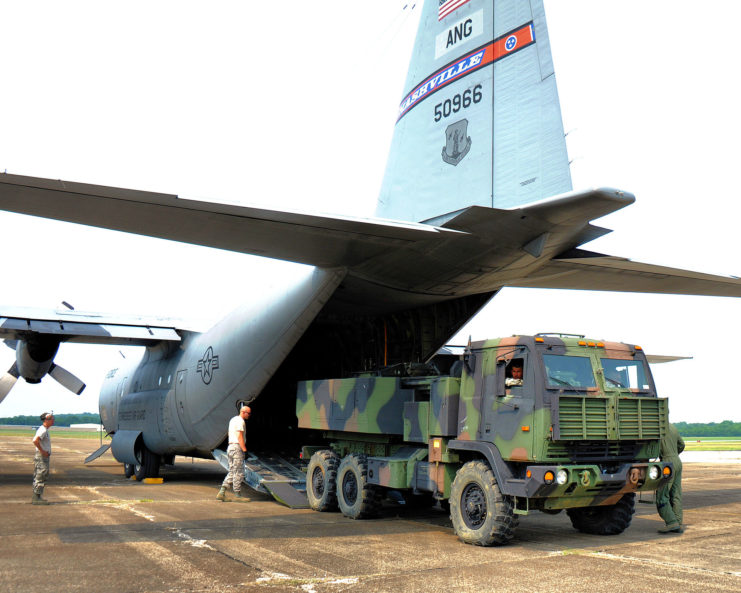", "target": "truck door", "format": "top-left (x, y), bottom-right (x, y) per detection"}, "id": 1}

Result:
top-left (481, 349), bottom-right (534, 455)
